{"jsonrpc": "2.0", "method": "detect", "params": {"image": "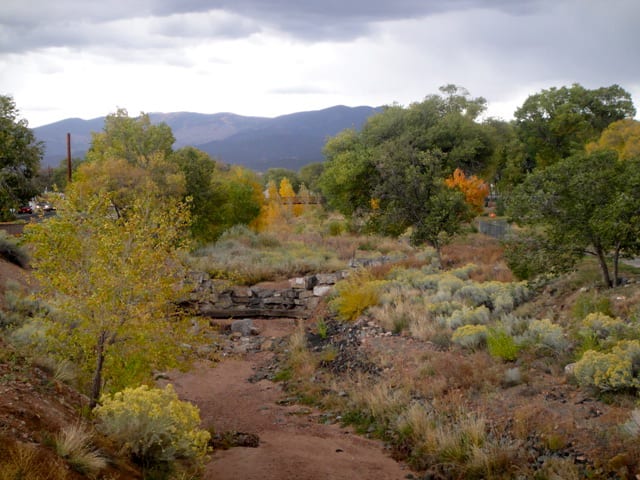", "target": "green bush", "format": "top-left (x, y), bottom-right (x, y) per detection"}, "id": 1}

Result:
top-left (573, 340), bottom-right (640, 391)
top-left (487, 328), bottom-right (520, 361)
top-left (93, 384), bottom-right (210, 467)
